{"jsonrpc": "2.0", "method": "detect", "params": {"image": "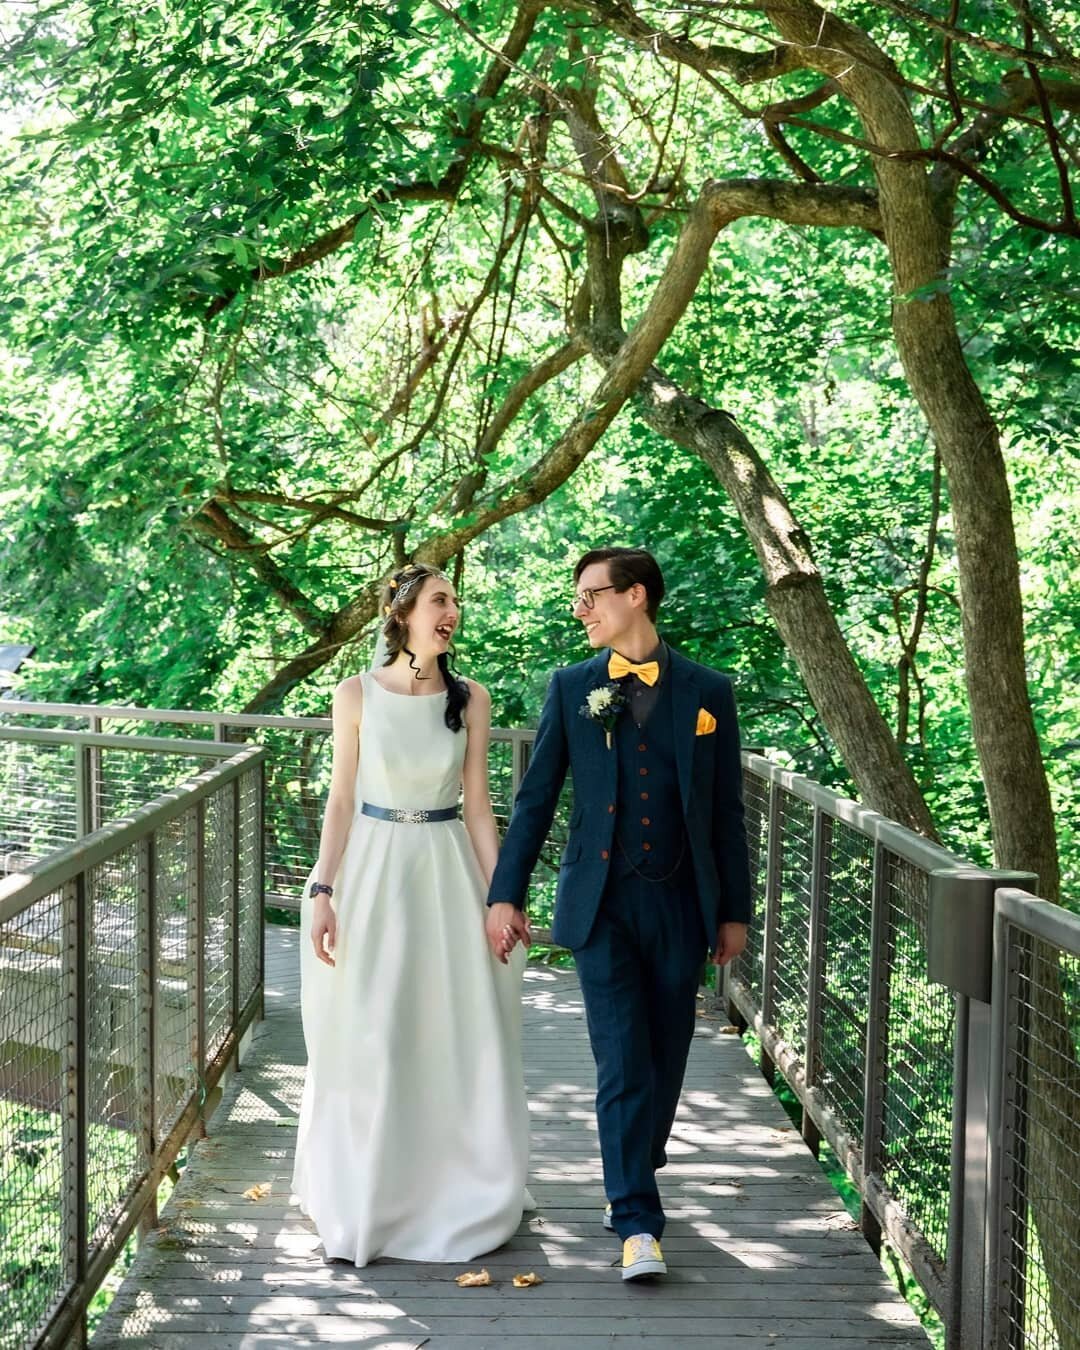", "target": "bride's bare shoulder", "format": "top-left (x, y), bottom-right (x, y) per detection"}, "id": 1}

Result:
top-left (332, 675), bottom-right (365, 718)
